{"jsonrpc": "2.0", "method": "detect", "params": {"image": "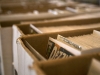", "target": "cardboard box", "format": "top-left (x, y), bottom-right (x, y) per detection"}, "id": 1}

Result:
top-left (34, 53), bottom-right (100, 75)
top-left (1, 4), bottom-right (100, 27)
top-left (0, 1), bottom-right (77, 27)
top-left (17, 28), bottom-right (100, 75)
top-left (0, 10), bottom-right (75, 27)
top-left (0, 2), bottom-right (67, 14)
top-left (21, 12), bottom-right (100, 24)
top-left (0, 10), bottom-right (73, 22)
top-left (13, 17), bottom-right (100, 72)
top-left (29, 18), bottom-right (100, 33)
